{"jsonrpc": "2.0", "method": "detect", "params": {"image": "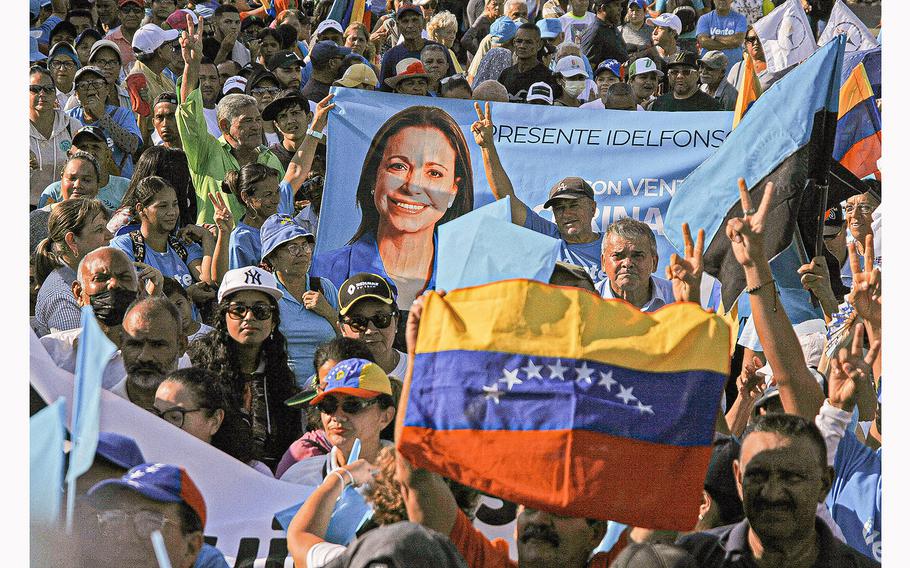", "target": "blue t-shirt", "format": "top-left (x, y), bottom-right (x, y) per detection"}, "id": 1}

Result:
top-left (227, 180), bottom-right (295, 269)
top-left (193, 544), bottom-right (230, 568)
top-left (110, 233), bottom-right (204, 288)
top-left (32, 14), bottom-right (62, 46)
top-left (277, 278), bottom-right (340, 387)
top-left (696, 10), bottom-right (748, 74)
top-left (66, 105), bottom-right (143, 178)
top-left (522, 204), bottom-right (606, 282)
top-left (826, 432), bottom-right (881, 562)
top-left (655, 0), bottom-right (704, 10)
top-left (39, 175), bottom-right (131, 211)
